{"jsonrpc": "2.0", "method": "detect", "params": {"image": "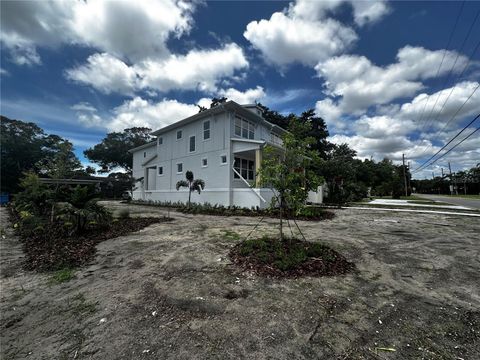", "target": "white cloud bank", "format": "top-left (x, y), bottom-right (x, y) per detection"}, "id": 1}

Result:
top-left (244, 0), bottom-right (389, 67)
top-left (65, 44), bottom-right (249, 94)
top-left (0, 0), bottom-right (195, 64)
